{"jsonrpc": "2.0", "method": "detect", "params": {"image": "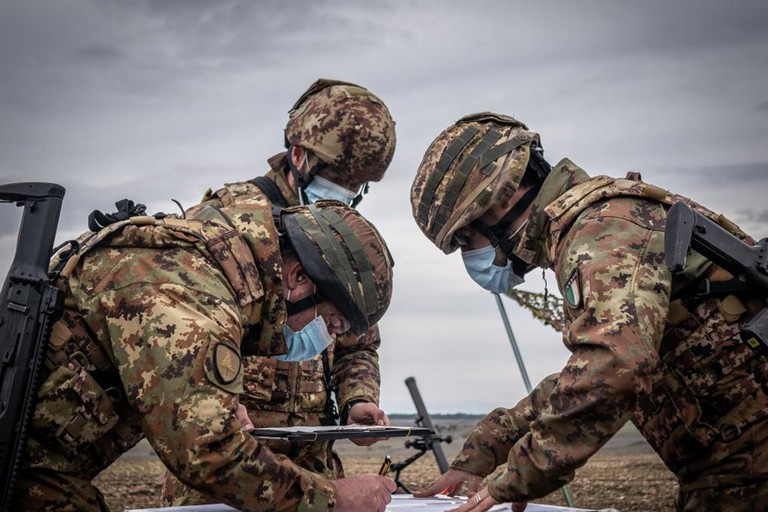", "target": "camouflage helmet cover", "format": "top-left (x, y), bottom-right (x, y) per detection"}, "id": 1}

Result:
top-left (285, 78), bottom-right (396, 188)
top-left (411, 112), bottom-right (538, 254)
top-left (280, 200), bottom-right (394, 334)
